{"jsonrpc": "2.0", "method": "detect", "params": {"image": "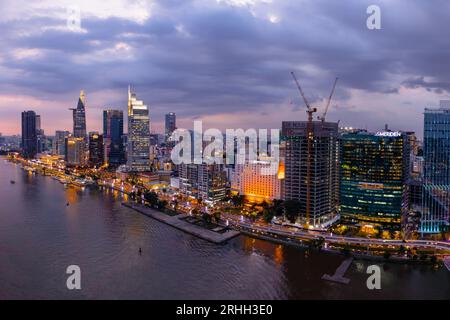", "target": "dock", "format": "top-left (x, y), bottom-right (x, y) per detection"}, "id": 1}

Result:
top-left (322, 257), bottom-right (353, 284)
top-left (444, 257), bottom-right (450, 272)
top-left (122, 202), bottom-right (240, 244)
